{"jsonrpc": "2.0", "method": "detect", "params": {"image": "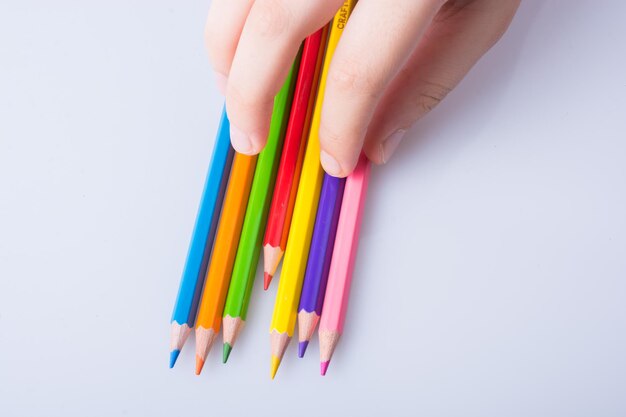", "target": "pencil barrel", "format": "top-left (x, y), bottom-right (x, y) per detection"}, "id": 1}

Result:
top-left (270, 0), bottom-right (356, 337)
top-left (171, 107), bottom-right (233, 327)
top-left (299, 174), bottom-right (345, 315)
top-left (320, 155), bottom-right (370, 334)
top-left (222, 54), bottom-right (302, 321)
